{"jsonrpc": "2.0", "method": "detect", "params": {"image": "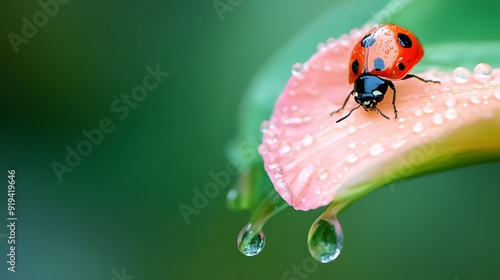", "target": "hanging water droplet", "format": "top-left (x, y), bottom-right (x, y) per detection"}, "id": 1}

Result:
top-left (412, 122), bottom-right (424, 133)
top-left (432, 113), bottom-right (444, 125)
top-left (237, 224), bottom-right (265, 257)
top-left (346, 153), bottom-right (358, 163)
top-left (348, 126), bottom-right (356, 134)
top-left (473, 63), bottom-right (492, 82)
top-left (369, 142), bottom-right (385, 156)
top-left (452, 67), bottom-right (469, 84)
top-left (291, 62), bottom-right (305, 76)
top-left (260, 120), bottom-right (270, 133)
top-left (308, 216), bottom-right (343, 263)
